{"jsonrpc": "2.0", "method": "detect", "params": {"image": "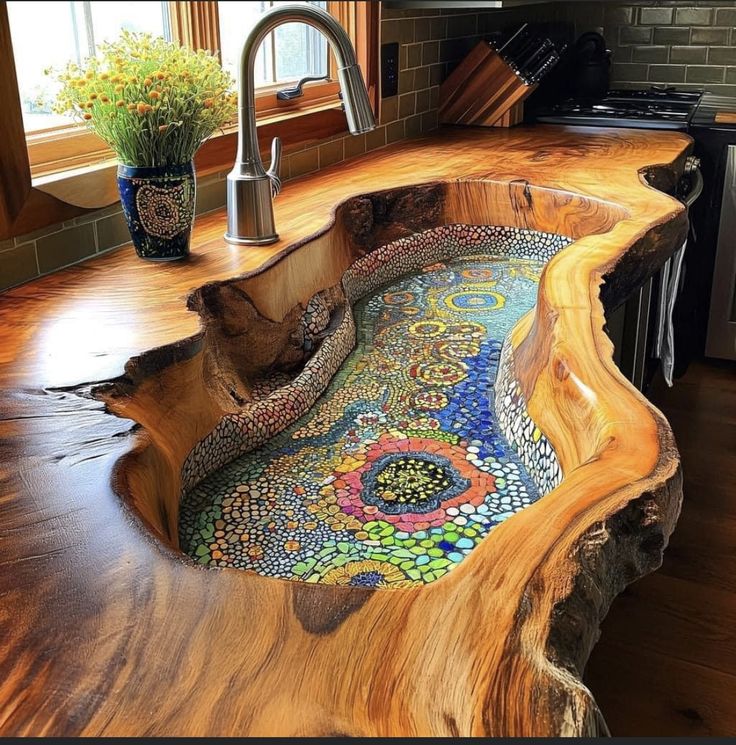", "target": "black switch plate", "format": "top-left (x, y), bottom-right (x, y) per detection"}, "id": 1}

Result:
top-left (381, 42), bottom-right (399, 98)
